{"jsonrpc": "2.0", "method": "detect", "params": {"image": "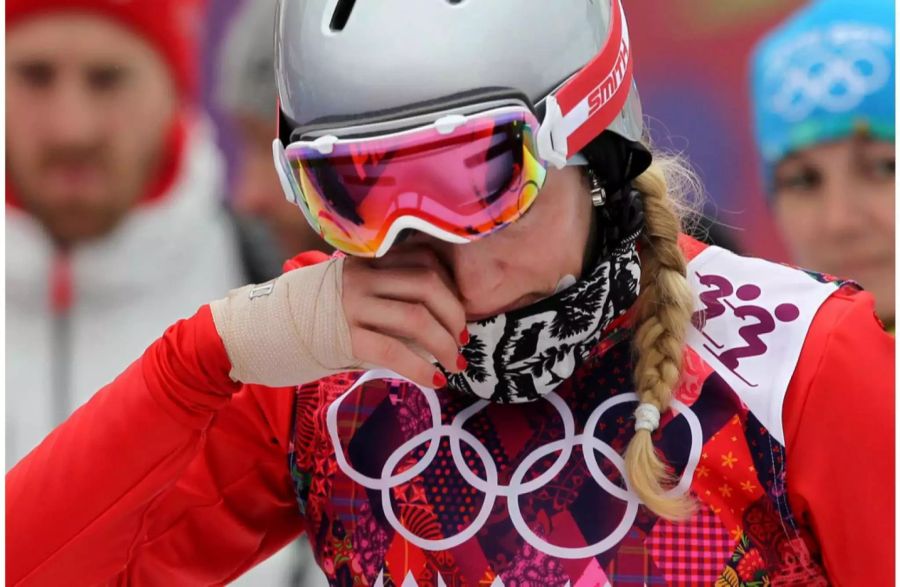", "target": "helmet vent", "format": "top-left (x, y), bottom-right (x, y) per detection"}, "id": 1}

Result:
top-left (329, 0), bottom-right (357, 31)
